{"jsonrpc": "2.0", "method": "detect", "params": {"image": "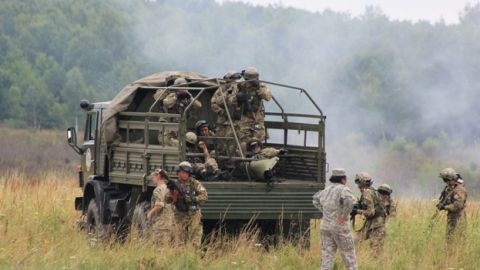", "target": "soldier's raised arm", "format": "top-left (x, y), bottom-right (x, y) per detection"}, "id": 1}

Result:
top-left (258, 83), bottom-right (272, 101)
